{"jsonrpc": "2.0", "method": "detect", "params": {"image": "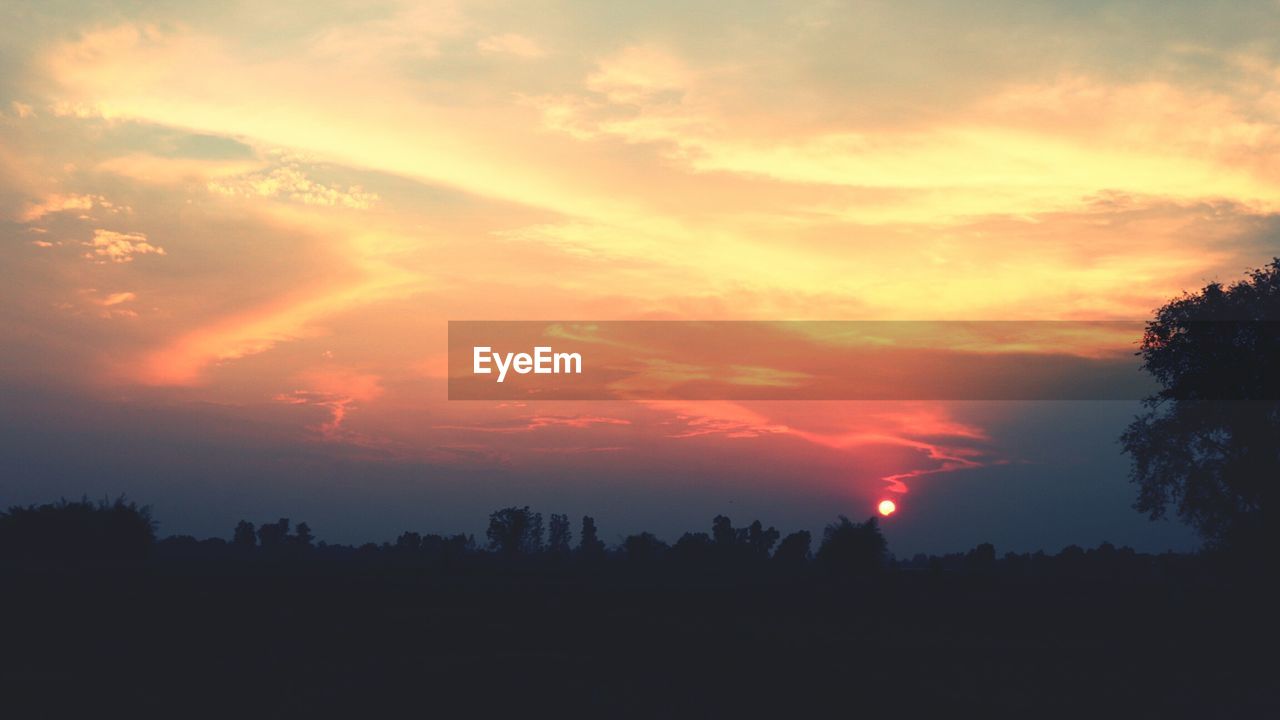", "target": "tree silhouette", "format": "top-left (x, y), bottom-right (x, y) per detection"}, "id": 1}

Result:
top-left (773, 530), bottom-right (811, 566)
top-left (671, 531), bottom-right (714, 566)
top-left (396, 531), bottom-right (422, 552)
top-left (232, 520), bottom-right (256, 548)
top-left (1121, 258), bottom-right (1280, 551)
top-left (548, 513), bottom-right (572, 555)
top-left (966, 542), bottom-right (996, 572)
top-left (816, 516), bottom-right (887, 576)
top-left (294, 522), bottom-right (314, 547)
top-left (486, 506), bottom-right (544, 558)
top-left (621, 532), bottom-right (668, 563)
top-left (578, 515), bottom-right (605, 557)
top-left (712, 515), bottom-right (735, 547)
top-left (257, 518), bottom-right (291, 549)
top-left (745, 520), bottom-right (780, 559)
